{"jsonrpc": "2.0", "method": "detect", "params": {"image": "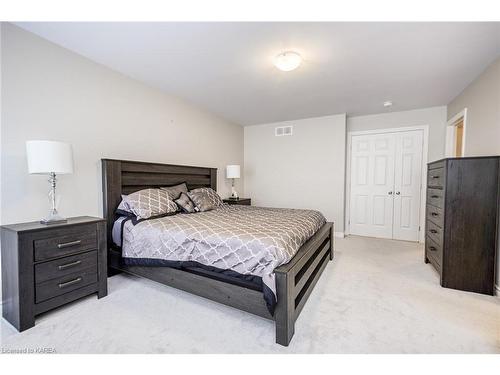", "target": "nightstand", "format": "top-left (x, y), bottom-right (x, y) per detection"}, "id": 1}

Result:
top-left (1, 216), bottom-right (107, 331)
top-left (223, 198), bottom-right (251, 206)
